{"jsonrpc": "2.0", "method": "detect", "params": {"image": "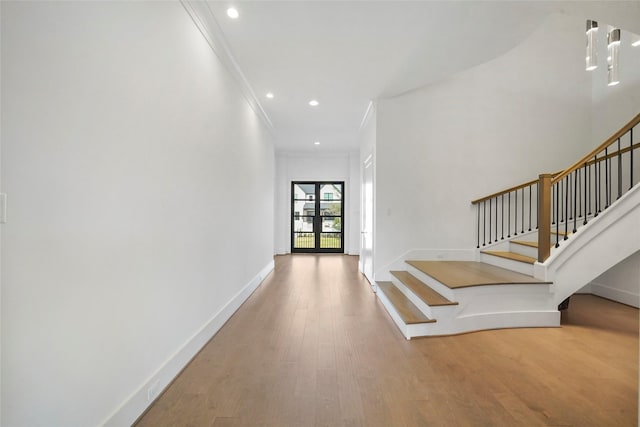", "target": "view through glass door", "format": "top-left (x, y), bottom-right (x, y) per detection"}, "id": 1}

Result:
top-left (291, 182), bottom-right (344, 253)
